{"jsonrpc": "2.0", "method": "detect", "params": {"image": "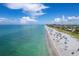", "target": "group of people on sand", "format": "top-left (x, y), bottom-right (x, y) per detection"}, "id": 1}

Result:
top-left (49, 28), bottom-right (79, 55)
